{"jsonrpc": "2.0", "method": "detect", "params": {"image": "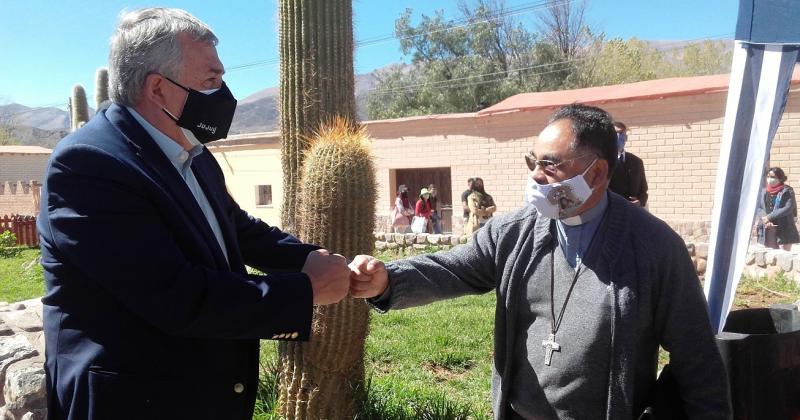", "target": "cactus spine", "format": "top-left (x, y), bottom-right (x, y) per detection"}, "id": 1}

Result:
top-left (94, 67), bottom-right (110, 111)
top-left (278, 119), bottom-right (375, 419)
top-left (278, 0), bottom-right (356, 235)
top-left (70, 84), bottom-right (89, 131)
